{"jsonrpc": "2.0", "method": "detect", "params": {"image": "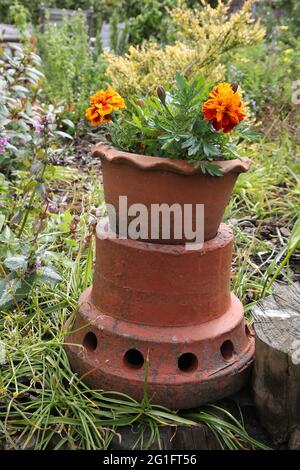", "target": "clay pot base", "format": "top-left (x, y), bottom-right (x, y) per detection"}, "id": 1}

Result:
top-left (66, 289), bottom-right (254, 409)
top-left (65, 223), bottom-right (254, 410)
top-left (93, 222), bottom-right (234, 326)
